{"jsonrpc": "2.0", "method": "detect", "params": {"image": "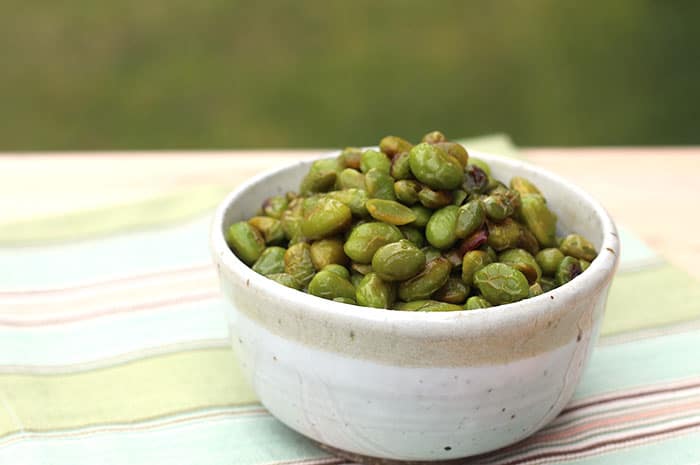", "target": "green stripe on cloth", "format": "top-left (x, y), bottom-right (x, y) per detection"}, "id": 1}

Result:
top-left (2, 329), bottom-right (699, 464)
top-left (0, 135), bottom-right (516, 245)
top-left (3, 136), bottom-right (700, 464)
top-left (0, 184), bottom-right (232, 246)
top-left (574, 329), bottom-right (700, 399)
top-left (0, 348), bottom-right (256, 438)
top-left (2, 414), bottom-right (697, 465)
top-left (602, 264), bottom-right (700, 336)
top-left (0, 415), bottom-right (335, 465)
top-left (0, 218), bottom-right (213, 289)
